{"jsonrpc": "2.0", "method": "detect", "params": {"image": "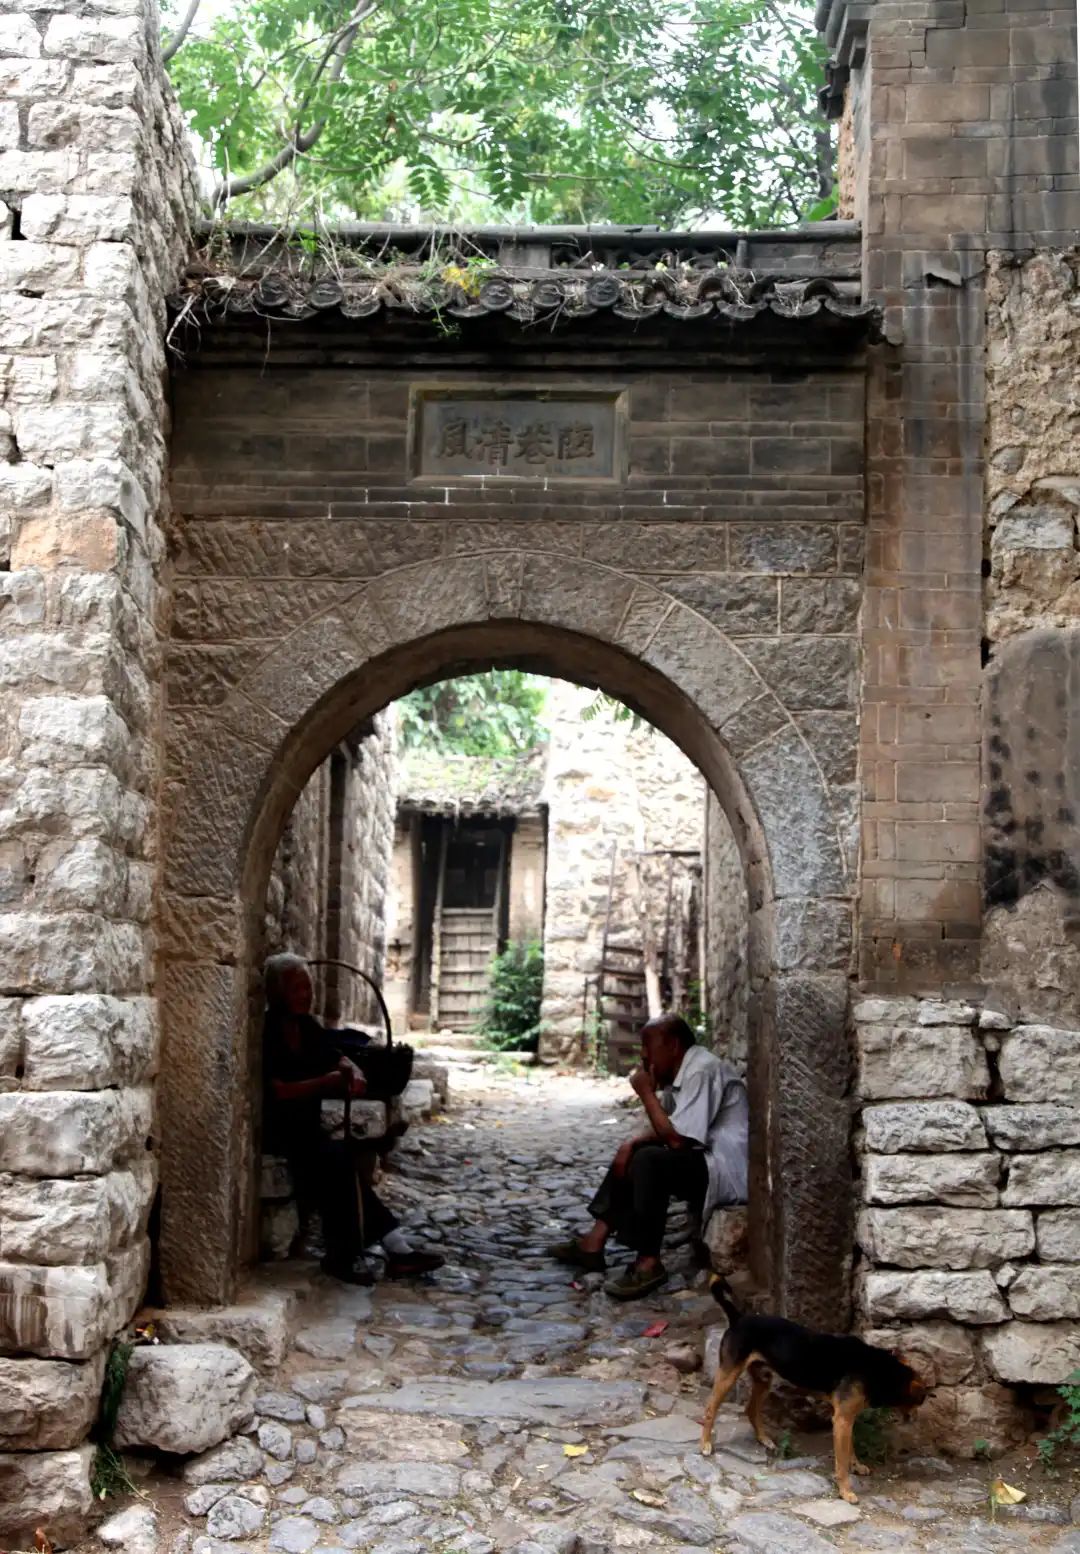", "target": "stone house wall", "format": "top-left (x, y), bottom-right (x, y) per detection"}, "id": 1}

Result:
top-left (264, 714), bottom-right (396, 1028)
top-left (539, 680), bottom-right (715, 1059)
top-left (0, 0), bottom-right (194, 1537)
